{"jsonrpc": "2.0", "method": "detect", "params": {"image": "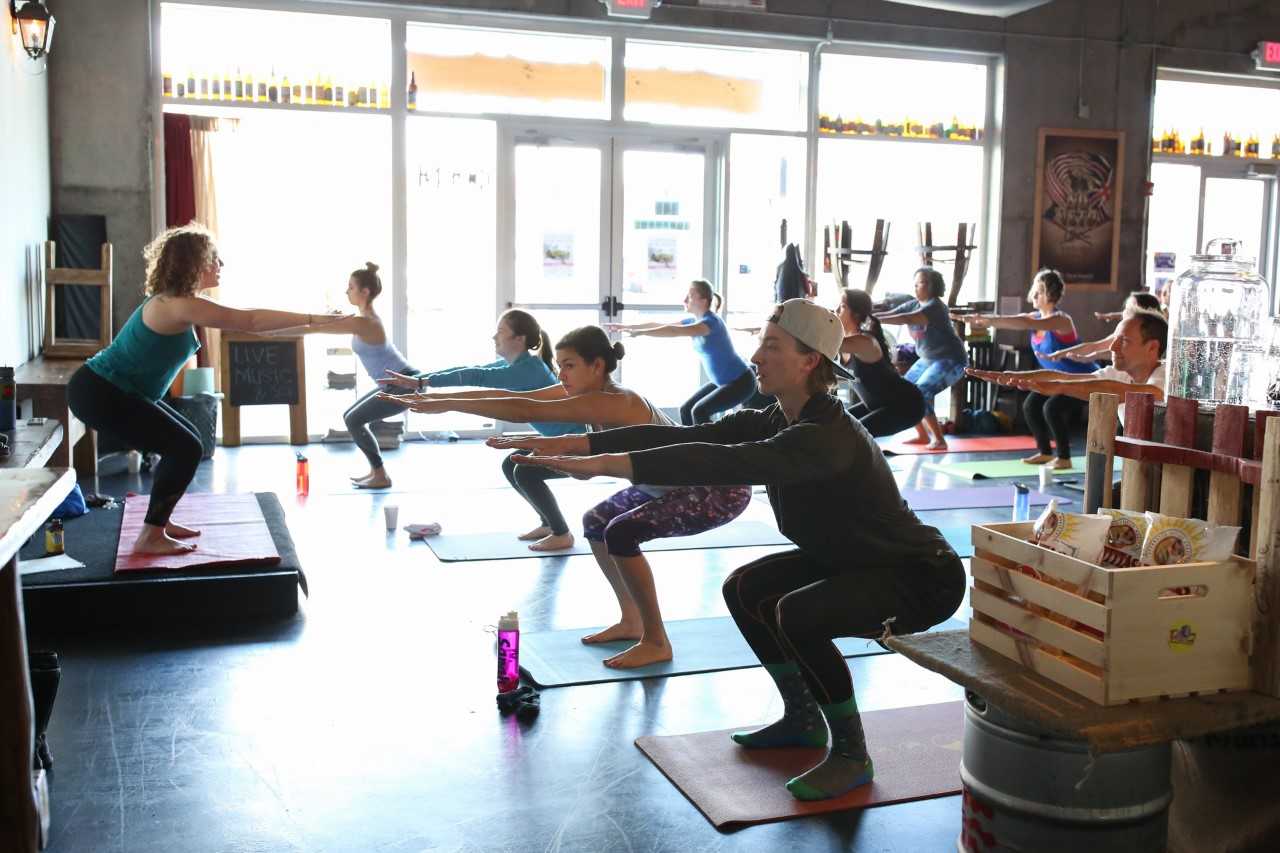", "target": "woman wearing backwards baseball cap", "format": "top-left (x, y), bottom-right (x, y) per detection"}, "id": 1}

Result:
top-left (509, 298), bottom-right (965, 801)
